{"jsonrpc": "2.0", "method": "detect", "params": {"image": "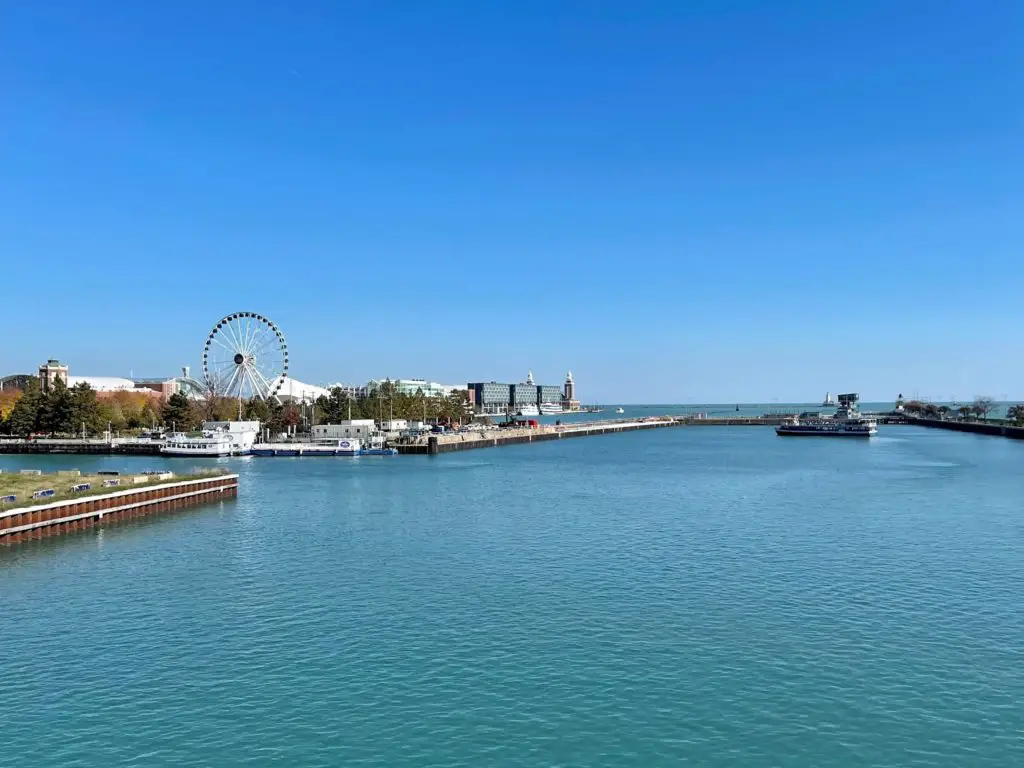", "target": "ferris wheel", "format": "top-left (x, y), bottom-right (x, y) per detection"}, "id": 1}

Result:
top-left (202, 312), bottom-right (288, 401)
